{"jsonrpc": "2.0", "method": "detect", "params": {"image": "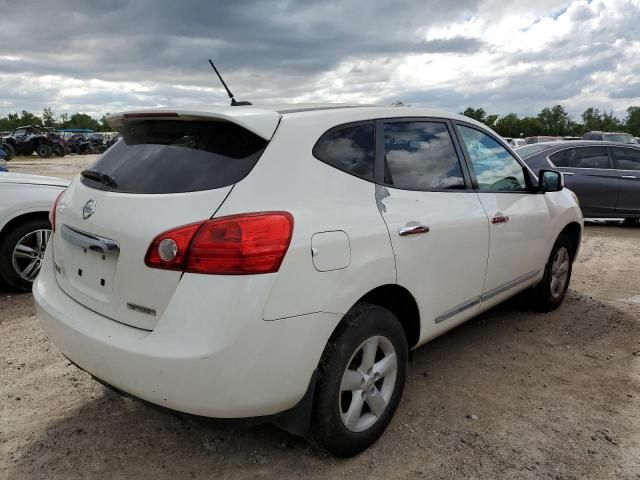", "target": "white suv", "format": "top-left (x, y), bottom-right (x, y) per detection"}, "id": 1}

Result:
top-left (34, 105), bottom-right (583, 456)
